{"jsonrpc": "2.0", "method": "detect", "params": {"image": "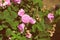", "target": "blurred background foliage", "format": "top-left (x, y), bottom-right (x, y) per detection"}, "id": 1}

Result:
top-left (0, 0), bottom-right (60, 40)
